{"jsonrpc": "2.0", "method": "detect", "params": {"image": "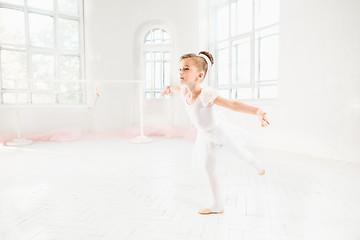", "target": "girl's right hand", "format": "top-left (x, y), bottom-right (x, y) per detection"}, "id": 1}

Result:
top-left (256, 108), bottom-right (270, 127)
top-left (161, 86), bottom-right (171, 96)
